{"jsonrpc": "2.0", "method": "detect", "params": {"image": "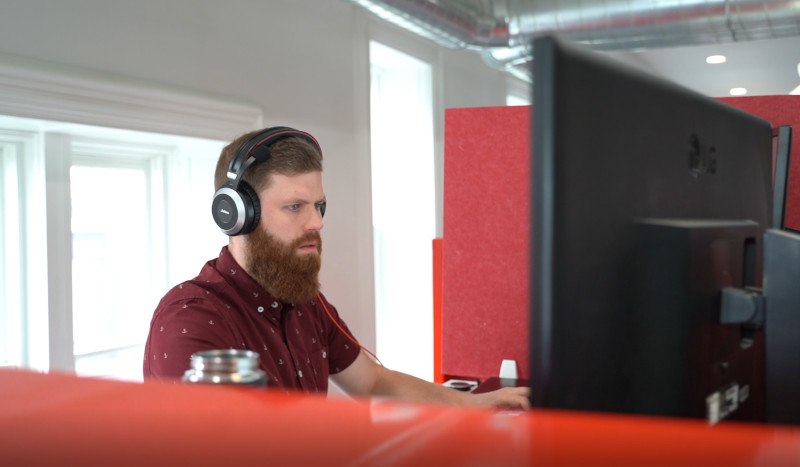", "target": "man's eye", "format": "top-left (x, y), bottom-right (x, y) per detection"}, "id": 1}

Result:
top-left (287, 204), bottom-right (301, 212)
